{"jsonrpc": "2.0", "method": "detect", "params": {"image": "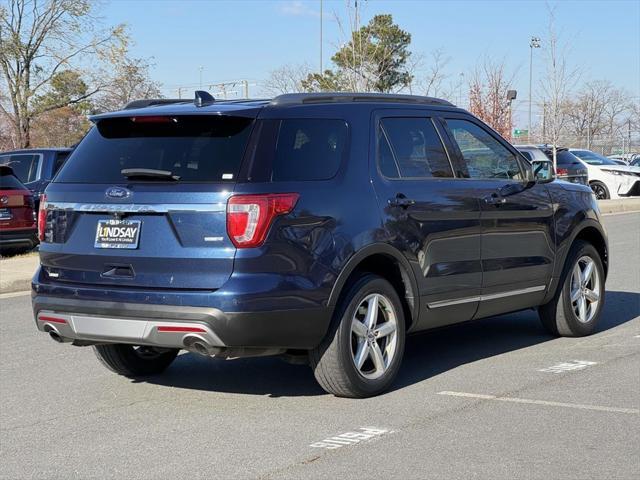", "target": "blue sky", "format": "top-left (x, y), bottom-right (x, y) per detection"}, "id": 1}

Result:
top-left (103, 0), bottom-right (640, 127)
